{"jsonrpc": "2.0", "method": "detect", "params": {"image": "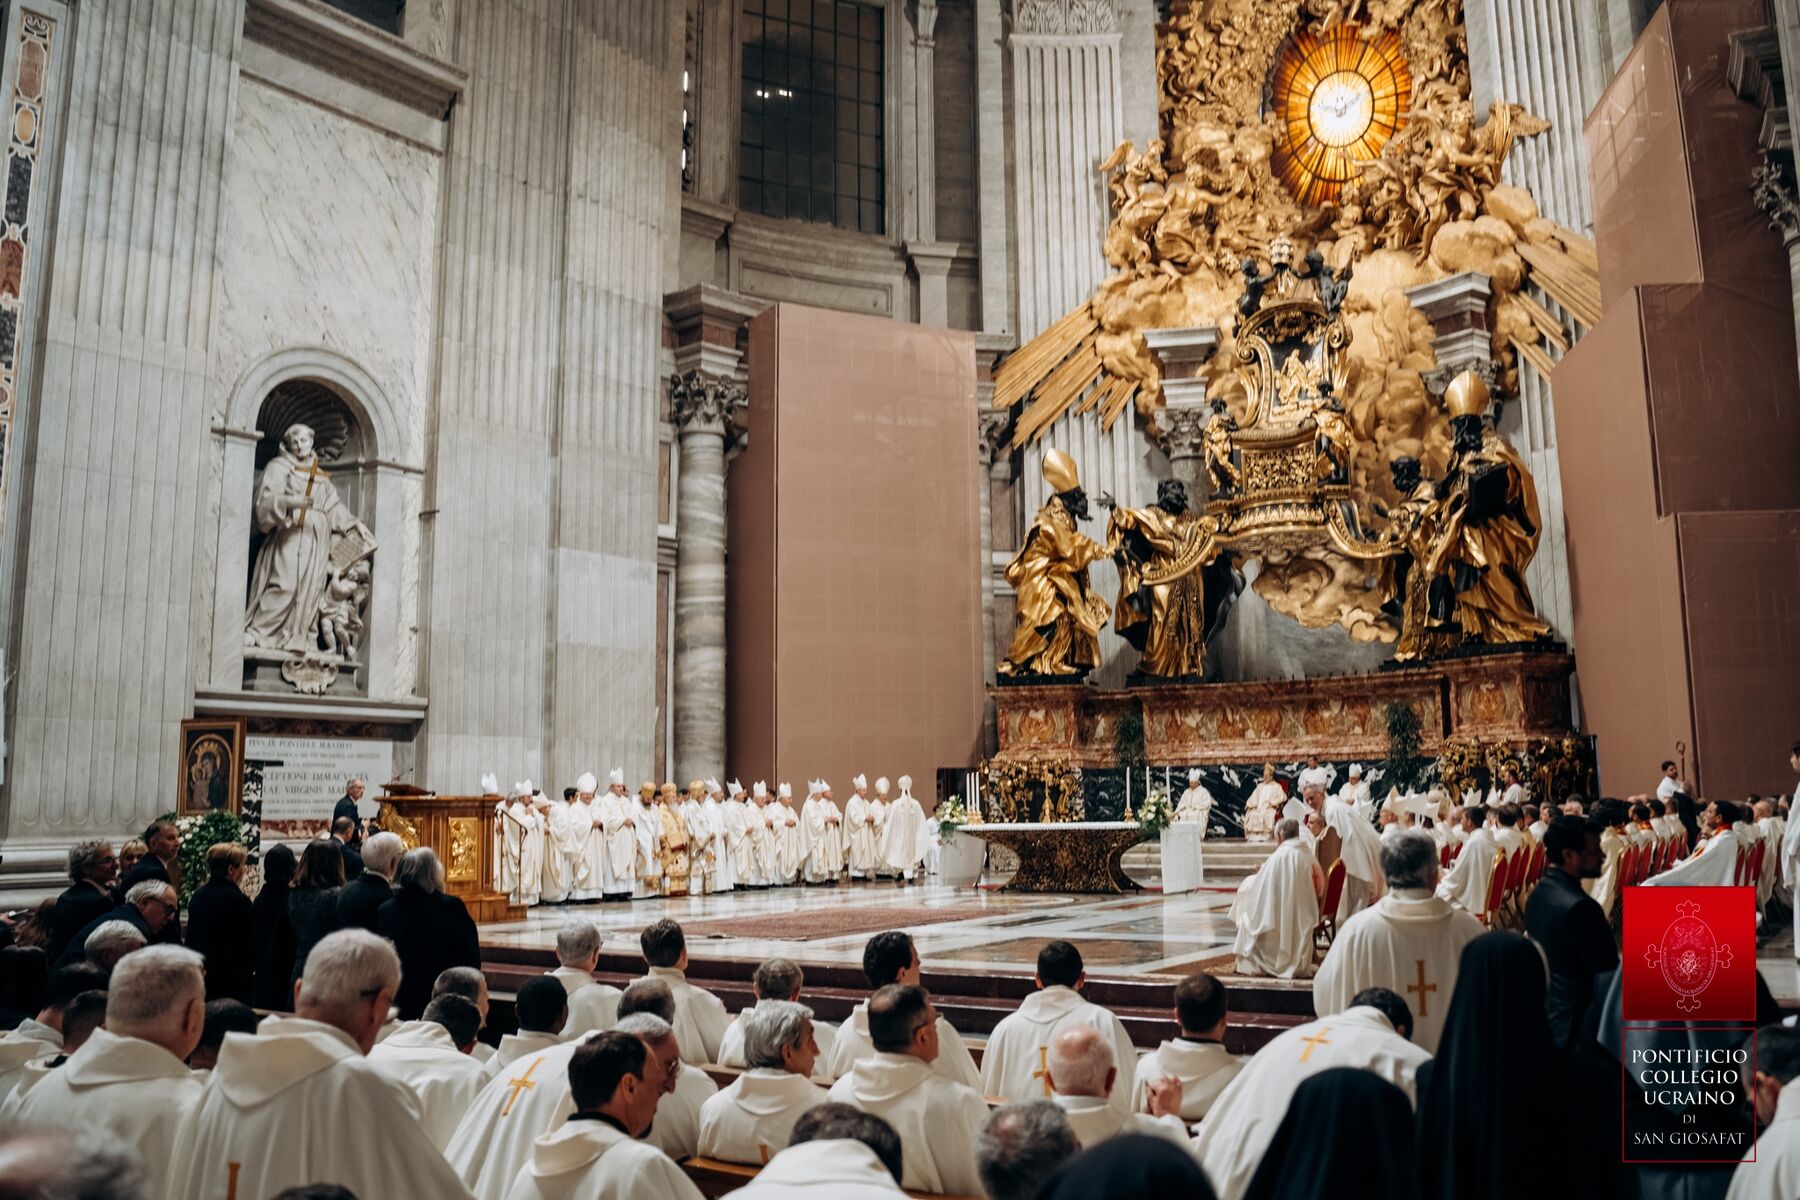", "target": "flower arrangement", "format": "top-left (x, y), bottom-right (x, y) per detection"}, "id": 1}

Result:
top-left (161, 808), bottom-right (259, 906)
top-left (938, 795), bottom-right (972, 842)
top-left (1136, 788), bottom-right (1176, 841)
